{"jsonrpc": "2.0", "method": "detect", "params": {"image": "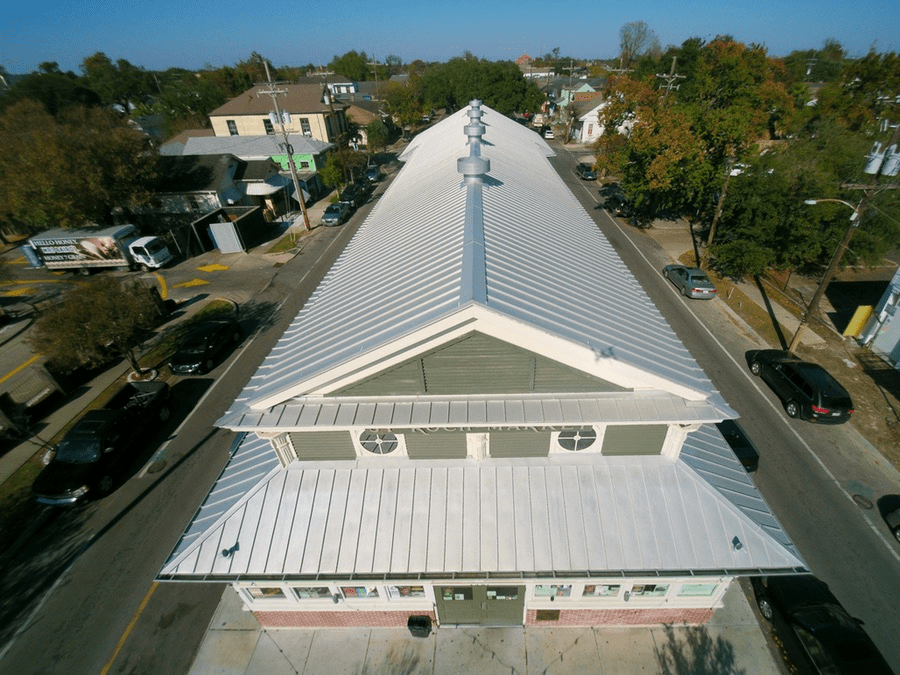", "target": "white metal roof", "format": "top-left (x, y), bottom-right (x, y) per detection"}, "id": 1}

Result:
top-left (219, 103), bottom-right (731, 423)
top-left (160, 425), bottom-right (804, 580)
